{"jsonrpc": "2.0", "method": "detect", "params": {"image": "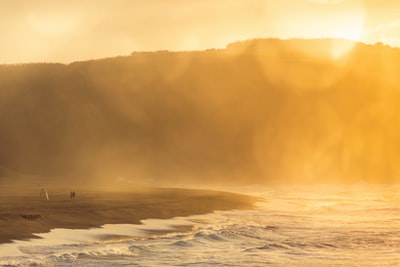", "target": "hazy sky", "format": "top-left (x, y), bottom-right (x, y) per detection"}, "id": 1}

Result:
top-left (1, 0), bottom-right (399, 63)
